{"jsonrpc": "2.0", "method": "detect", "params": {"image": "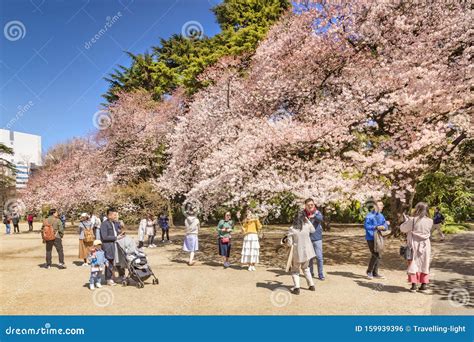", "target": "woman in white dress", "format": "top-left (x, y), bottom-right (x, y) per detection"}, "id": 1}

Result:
top-left (183, 204), bottom-right (200, 266)
top-left (239, 209), bottom-right (262, 271)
